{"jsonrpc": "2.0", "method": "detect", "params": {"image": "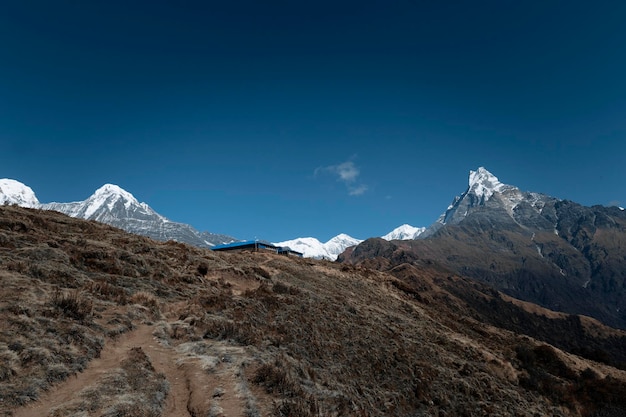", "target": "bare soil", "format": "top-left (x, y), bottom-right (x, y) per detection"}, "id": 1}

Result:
top-left (12, 308), bottom-right (255, 417)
